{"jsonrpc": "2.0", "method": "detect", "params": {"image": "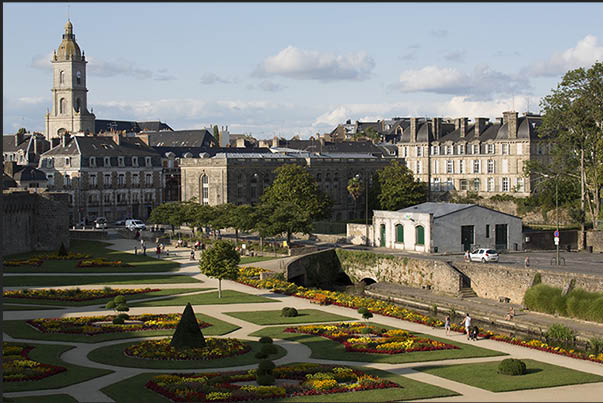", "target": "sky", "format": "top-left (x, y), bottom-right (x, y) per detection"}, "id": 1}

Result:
top-left (3, 2), bottom-right (603, 139)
